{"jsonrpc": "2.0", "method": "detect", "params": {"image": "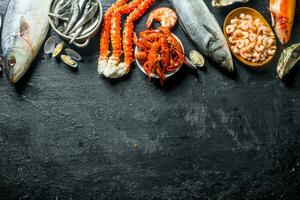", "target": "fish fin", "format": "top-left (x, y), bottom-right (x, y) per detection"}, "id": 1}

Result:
top-left (20, 16), bottom-right (32, 48)
top-left (269, 10), bottom-right (276, 27)
top-left (20, 16), bottom-right (30, 37)
top-left (19, 16), bottom-right (33, 45)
